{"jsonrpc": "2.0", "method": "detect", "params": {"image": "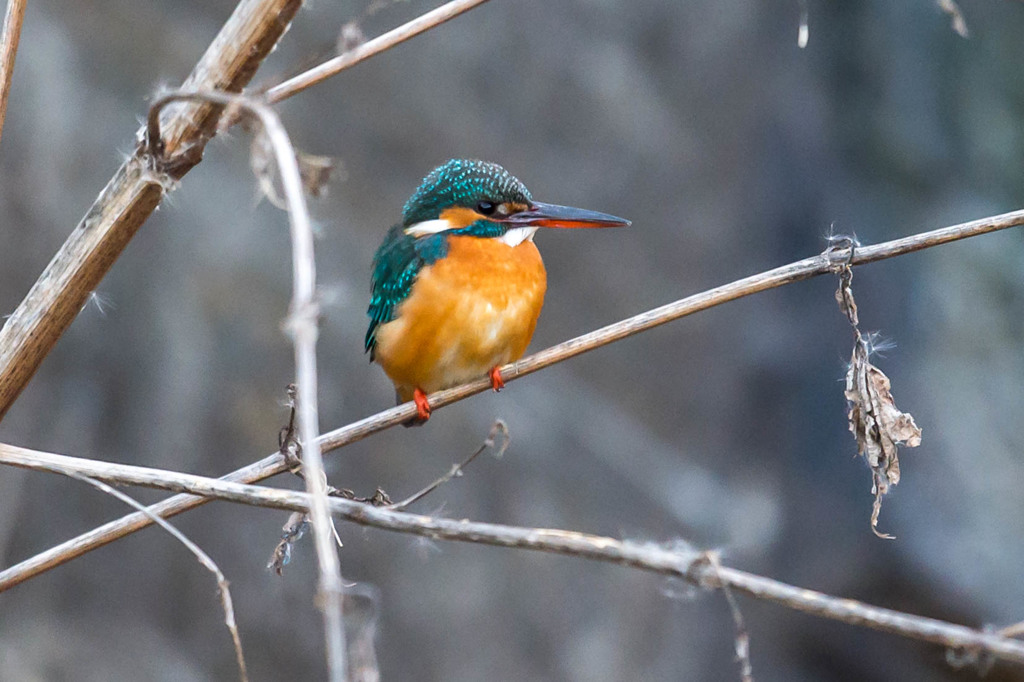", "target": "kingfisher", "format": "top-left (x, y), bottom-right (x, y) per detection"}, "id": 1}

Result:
top-left (366, 159), bottom-right (629, 424)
